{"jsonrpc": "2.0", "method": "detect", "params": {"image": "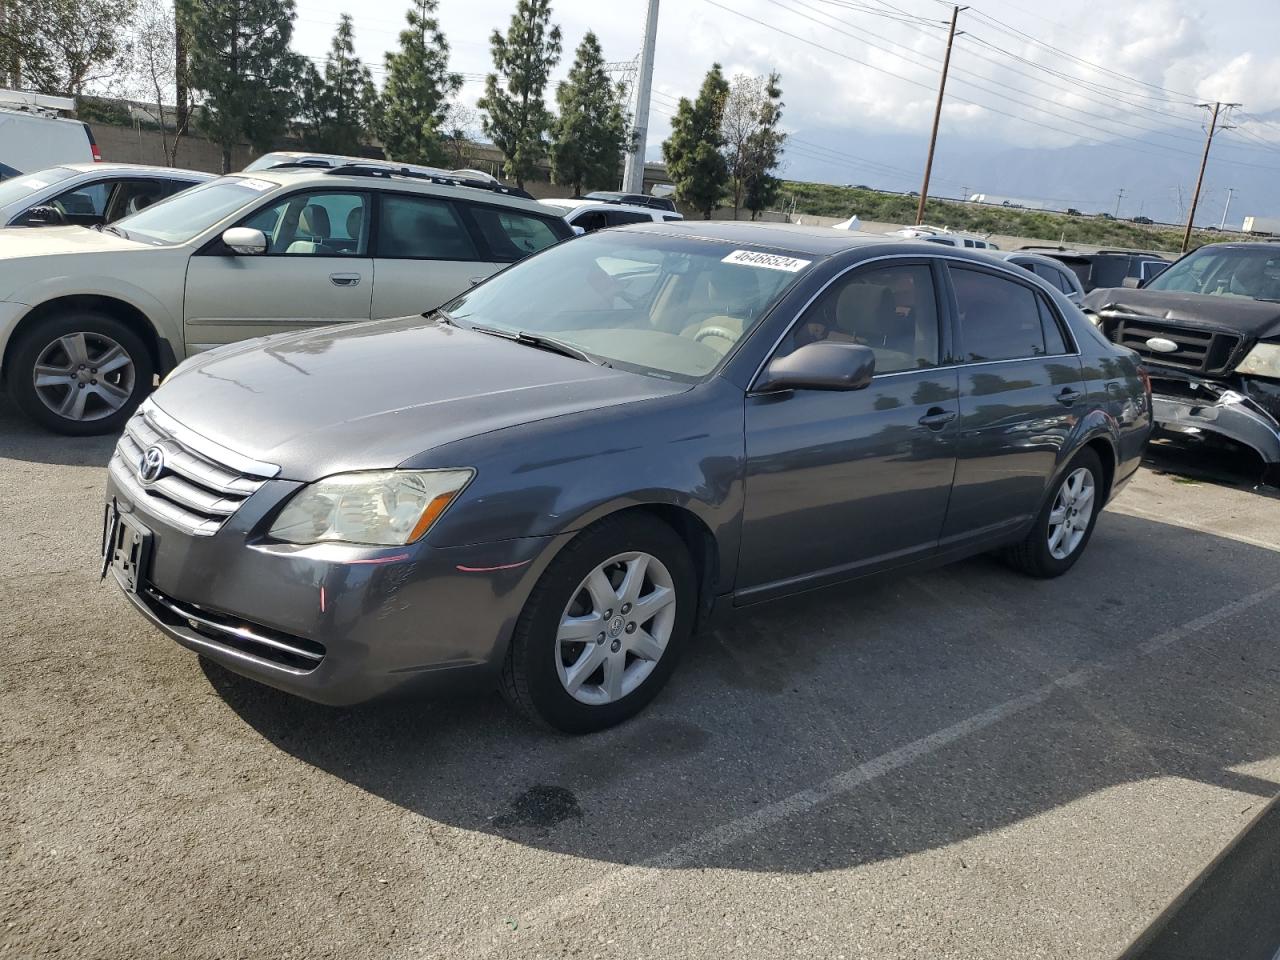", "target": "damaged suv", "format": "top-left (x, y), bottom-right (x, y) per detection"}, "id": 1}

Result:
top-left (1086, 241), bottom-right (1280, 482)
